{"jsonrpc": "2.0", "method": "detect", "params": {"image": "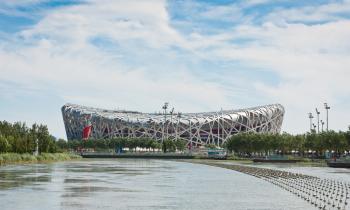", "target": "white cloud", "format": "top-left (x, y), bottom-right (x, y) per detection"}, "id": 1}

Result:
top-left (0, 0), bottom-right (233, 138)
top-left (264, 1), bottom-right (350, 24)
top-left (204, 20), bottom-right (350, 133)
top-left (1, 0), bottom-right (350, 138)
top-left (0, 0), bottom-right (50, 18)
top-left (164, 1), bottom-right (350, 133)
top-left (199, 4), bottom-right (242, 22)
